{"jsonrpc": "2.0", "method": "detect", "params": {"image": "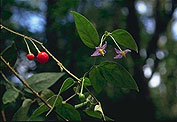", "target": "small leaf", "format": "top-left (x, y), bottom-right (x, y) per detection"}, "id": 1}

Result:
top-left (37, 89), bottom-right (55, 106)
top-left (81, 77), bottom-right (91, 87)
top-left (12, 99), bottom-right (33, 121)
top-left (56, 103), bottom-right (81, 121)
top-left (0, 41), bottom-right (17, 69)
top-left (84, 110), bottom-right (114, 121)
top-left (111, 29), bottom-right (138, 52)
top-left (89, 66), bottom-right (106, 93)
top-left (59, 77), bottom-right (75, 94)
top-left (2, 88), bottom-right (19, 104)
top-left (24, 72), bottom-right (65, 93)
top-left (71, 11), bottom-right (99, 48)
top-left (99, 61), bottom-right (139, 91)
top-left (30, 95), bottom-right (62, 119)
